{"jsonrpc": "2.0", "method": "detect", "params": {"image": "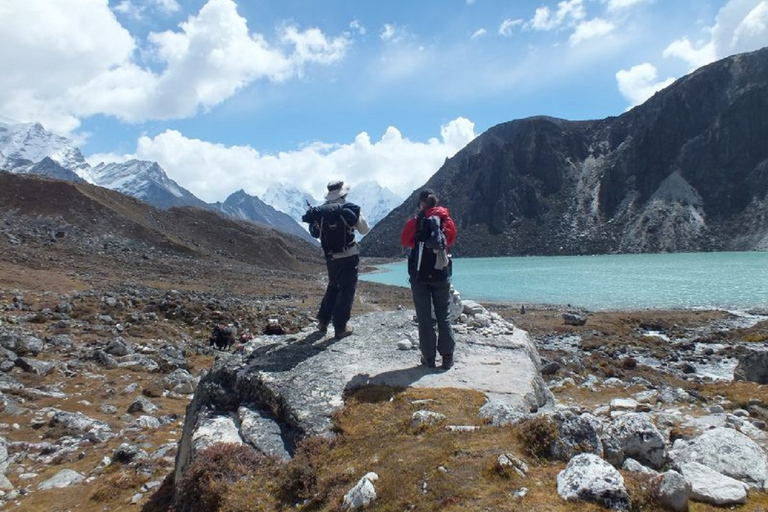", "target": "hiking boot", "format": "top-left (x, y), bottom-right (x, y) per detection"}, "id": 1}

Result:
top-left (334, 327), bottom-right (354, 340)
top-left (441, 354), bottom-right (454, 370)
top-left (421, 357), bottom-right (436, 368)
top-left (316, 321), bottom-right (328, 334)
